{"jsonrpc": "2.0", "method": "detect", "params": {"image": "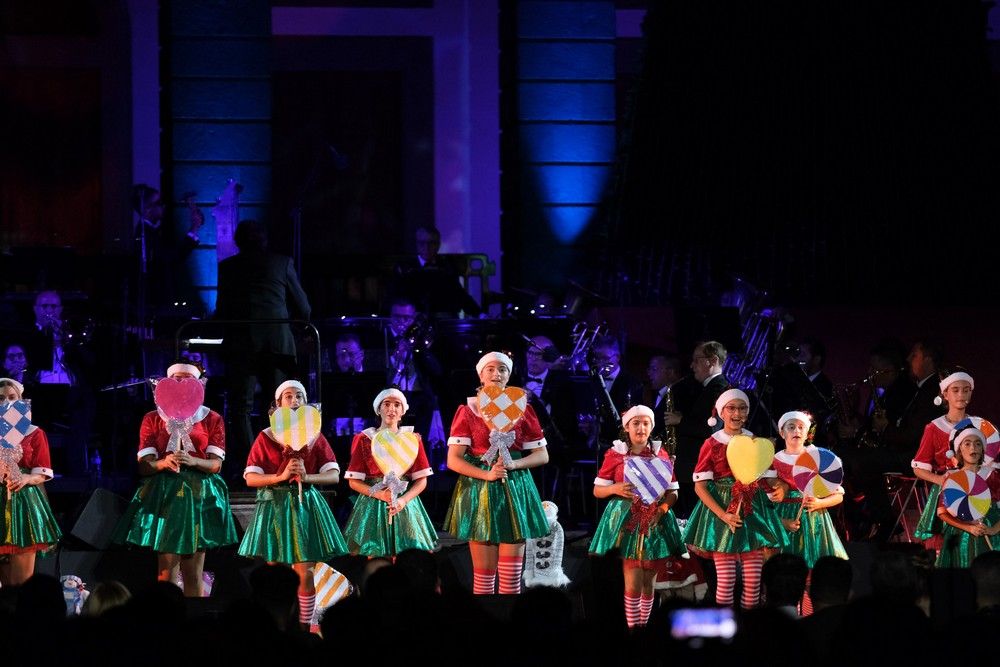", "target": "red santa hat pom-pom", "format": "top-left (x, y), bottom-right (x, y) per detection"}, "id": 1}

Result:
top-left (707, 409), bottom-right (718, 427)
top-left (933, 395), bottom-right (943, 406)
